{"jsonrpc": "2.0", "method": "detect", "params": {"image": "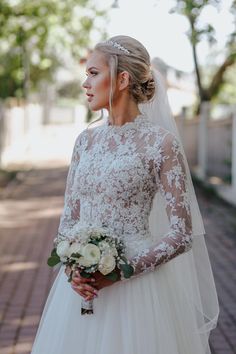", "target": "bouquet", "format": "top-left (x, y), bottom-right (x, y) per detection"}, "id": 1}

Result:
top-left (47, 224), bottom-right (134, 315)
